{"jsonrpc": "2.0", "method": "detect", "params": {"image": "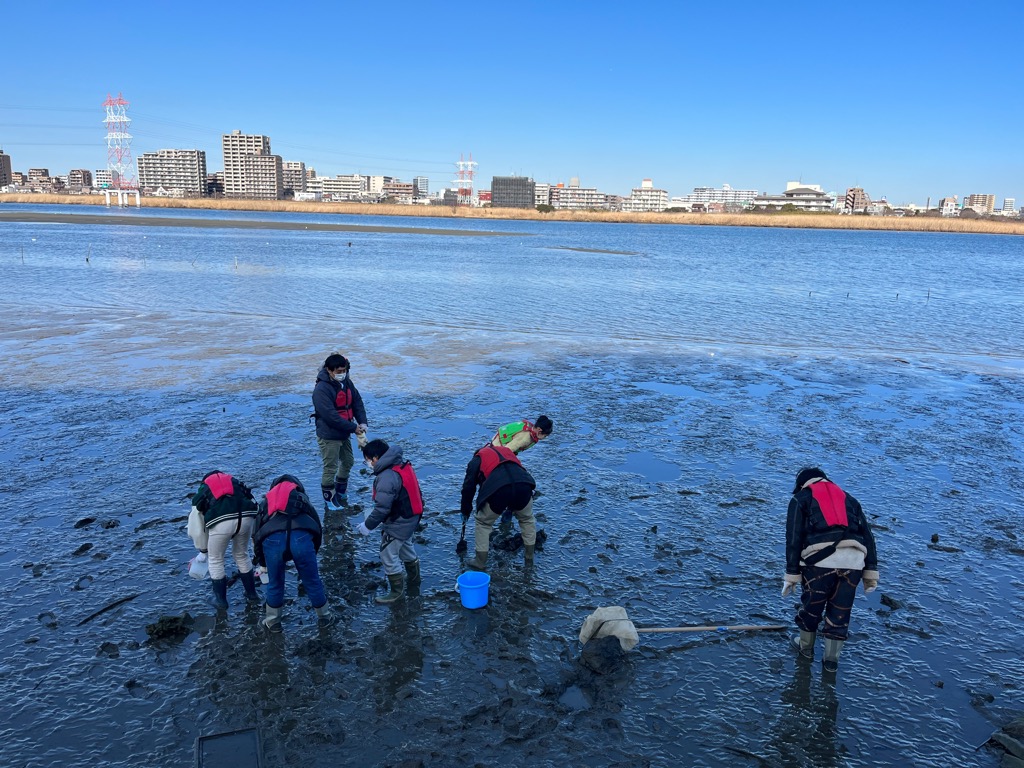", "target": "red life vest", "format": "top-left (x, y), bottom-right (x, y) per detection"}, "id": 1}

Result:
top-left (477, 444), bottom-right (521, 478)
top-left (204, 472), bottom-right (235, 499)
top-left (334, 385), bottom-right (354, 421)
top-left (371, 462), bottom-right (424, 518)
top-left (266, 481), bottom-right (298, 517)
top-left (810, 481), bottom-right (848, 528)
